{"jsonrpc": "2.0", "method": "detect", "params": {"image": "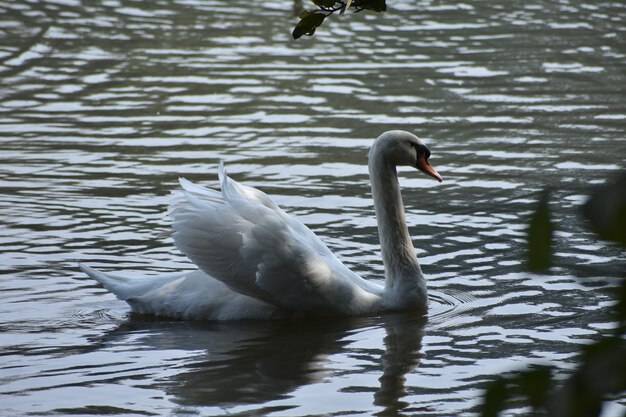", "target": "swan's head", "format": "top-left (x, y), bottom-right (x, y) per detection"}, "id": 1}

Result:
top-left (372, 130), bottom-right (443, 182)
